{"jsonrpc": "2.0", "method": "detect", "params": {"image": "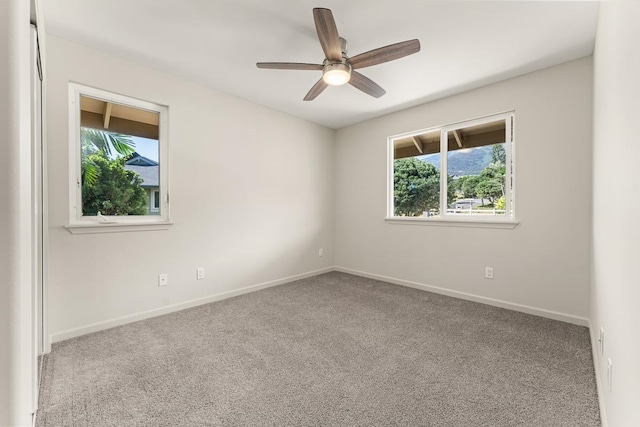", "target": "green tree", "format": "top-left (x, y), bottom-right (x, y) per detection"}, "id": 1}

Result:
top-left (475, 179), bottom-right (503, 206)
top-left (495, 196), bottom-right (506, 210)
top-left (450, 176), bottom-right (467, 198)
top-left (491, 143), bottom-right (506, 165)
top-left (461, 175), bottom-right (482, 199)
top-left (81, 128), bottom-right (136, 185)
top-left (82, 152), bottom-right (147, 216)
top-left (480, 147), bottom-right (506, 204)
top-left (394, 158), bottom-right (441, 216)
top-left (481, 162), bottom-right (506, 181)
